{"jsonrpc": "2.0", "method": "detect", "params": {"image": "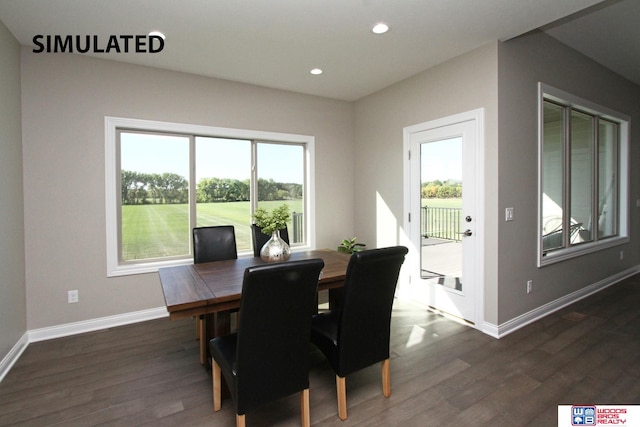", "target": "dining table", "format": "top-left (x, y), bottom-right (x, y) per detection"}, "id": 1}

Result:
top-left (158, 249), bottom-right (351, 364)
